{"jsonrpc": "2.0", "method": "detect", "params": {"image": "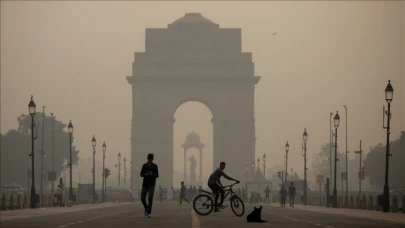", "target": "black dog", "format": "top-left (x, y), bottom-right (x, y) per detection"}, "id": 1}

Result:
top-left (246, 205), bottom-right (268, 223)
